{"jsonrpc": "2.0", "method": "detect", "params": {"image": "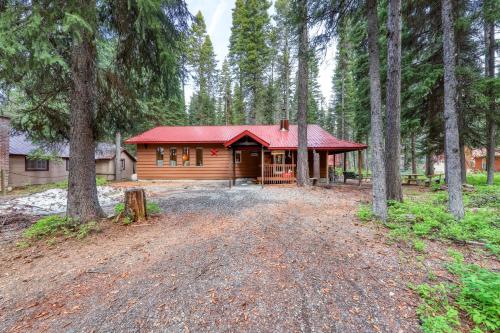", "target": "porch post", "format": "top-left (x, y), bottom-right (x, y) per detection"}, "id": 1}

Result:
top-left (358, 150), bottom-right (362, 186)
top-left (325, 151), bottom-right (329, 185)
top-left (261, 146), bottom-right (264, 188)
top-left (333, 153), bottom-right (336, 183)
top-left (232, 148), bottom-right (236, 186)
top-left (343, 152), bottom-right (347, 183)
